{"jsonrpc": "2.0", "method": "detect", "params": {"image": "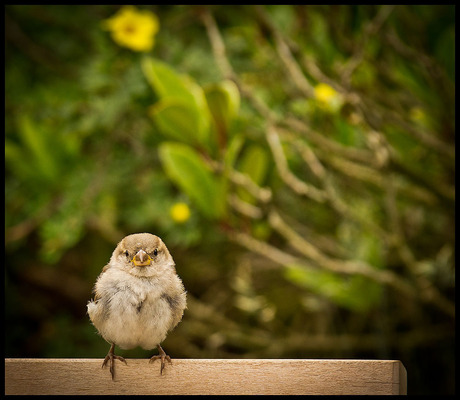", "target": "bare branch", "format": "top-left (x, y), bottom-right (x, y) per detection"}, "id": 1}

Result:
top-left (267, 209), bottom-right (417, 298)
top-left (208, 159), bottom-right (272, 203)
top-left (199, 9), bottom-right (235, 81)
top-left (266, 125), bottom-right (327, 203)
top-left (253, 6), bottom-right (314, 98)
top-left (228, 194), bottom-right (264, 219)
top-left (339, 5), bottom-right (395, 86)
